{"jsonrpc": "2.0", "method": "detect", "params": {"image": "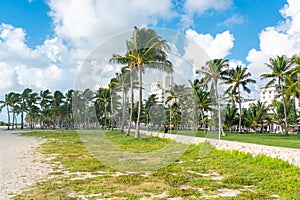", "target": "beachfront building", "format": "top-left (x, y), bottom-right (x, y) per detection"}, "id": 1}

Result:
top-left (147, 73), bottom-right (174, 104)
